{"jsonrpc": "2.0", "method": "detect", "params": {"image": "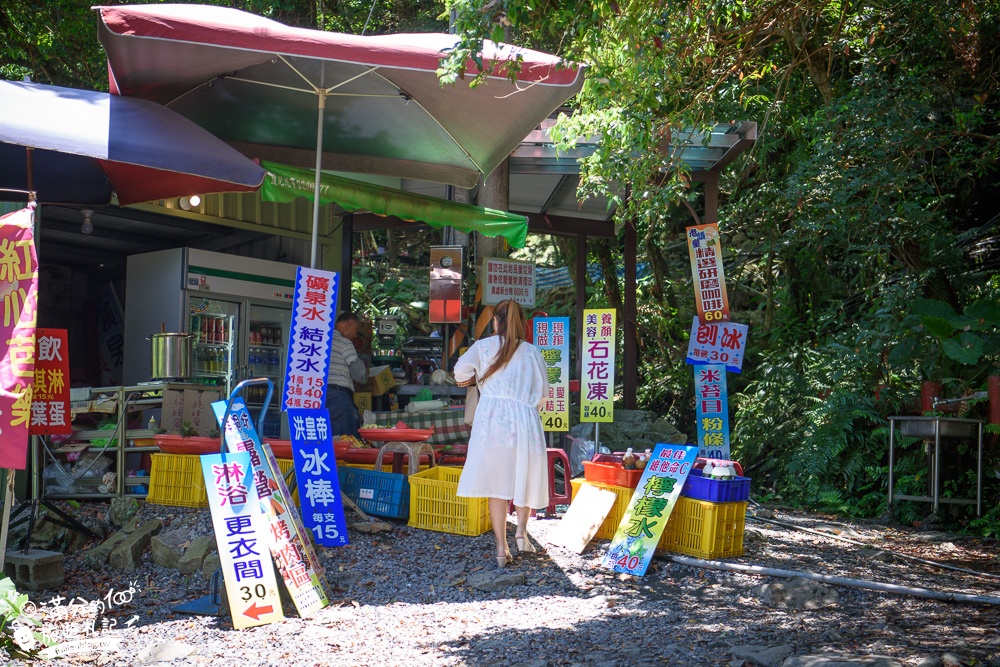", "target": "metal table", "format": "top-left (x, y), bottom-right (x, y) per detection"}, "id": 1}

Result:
top-left (887, 415), bottom-right (983, 516)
